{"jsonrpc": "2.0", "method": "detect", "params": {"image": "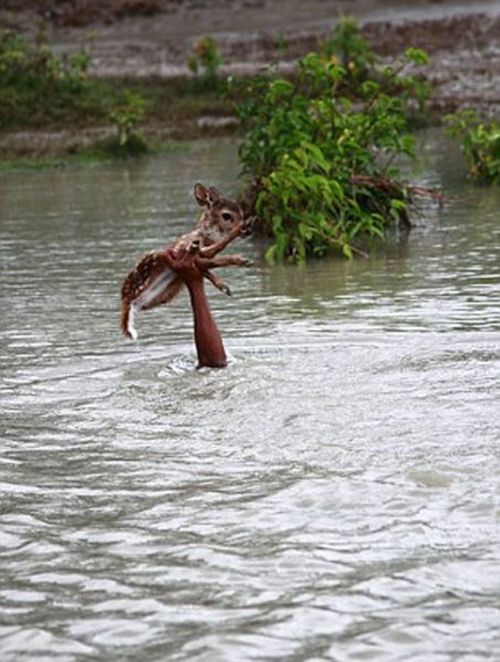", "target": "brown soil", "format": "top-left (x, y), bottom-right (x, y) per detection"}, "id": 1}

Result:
top-left (3, 0), bottom-right (496, 117)
top-left (0, 0), bottom-right (166, 27)
top-left (1, 0), bottom-right (498, 157)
